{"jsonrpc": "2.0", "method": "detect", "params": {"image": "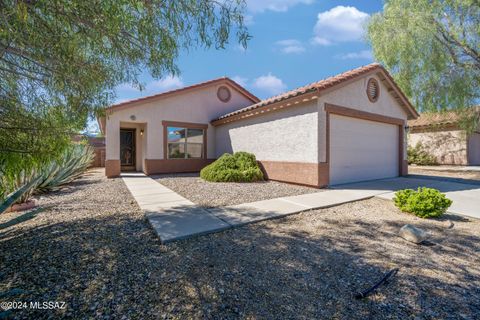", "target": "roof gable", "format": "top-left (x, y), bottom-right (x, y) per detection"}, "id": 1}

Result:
top-left (107, 77), bottom-right (259, 112)
top-left (98, 77), bottom-right (259, 133)
top-left (212, 63), bottom-right (419, 126)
